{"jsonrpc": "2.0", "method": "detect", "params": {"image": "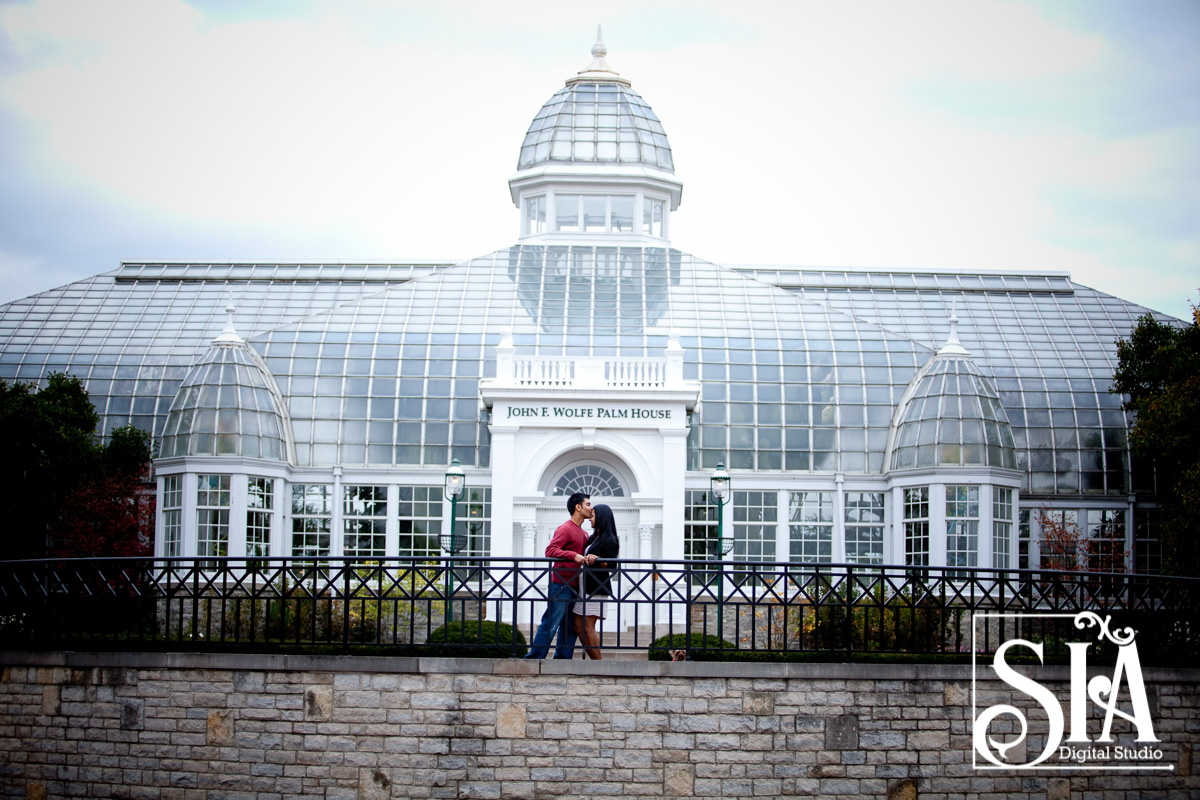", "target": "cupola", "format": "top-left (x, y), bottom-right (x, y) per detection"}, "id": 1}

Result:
top-left (510, 28), bottom-right (683, 246)
top-left (159, 306), bottom-right (294, 461)
top-left (886, 307), bottom-right (1017, 471)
